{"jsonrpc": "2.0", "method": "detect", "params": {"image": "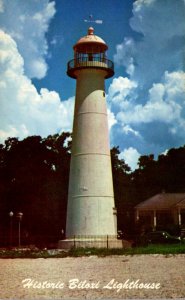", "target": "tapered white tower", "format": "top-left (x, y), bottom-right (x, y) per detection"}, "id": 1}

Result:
top-left (66, 27), bottom-right (117, 239)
